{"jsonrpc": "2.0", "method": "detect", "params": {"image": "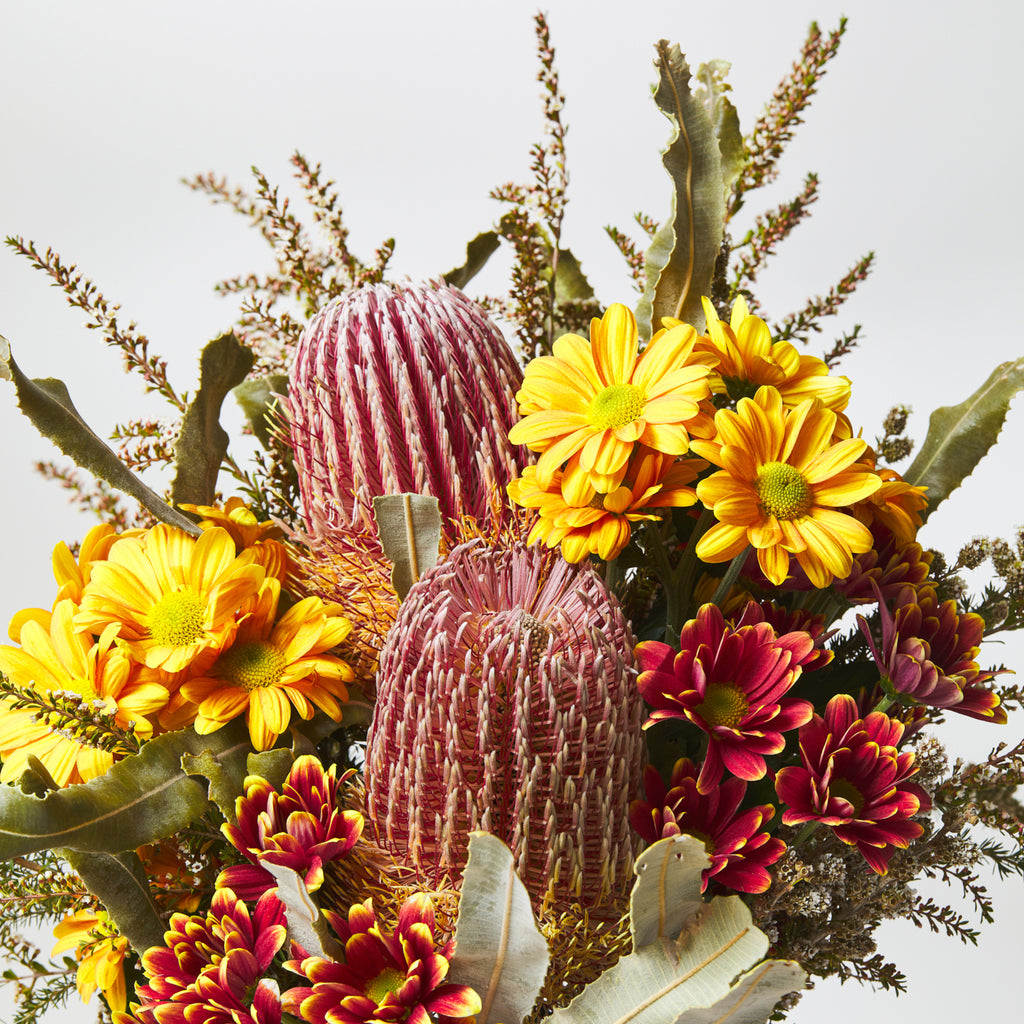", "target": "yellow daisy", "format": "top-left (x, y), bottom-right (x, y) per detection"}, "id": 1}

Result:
top-left (175, 577), bottom-right (355, 751)
top-left (677, 296), bottom-right (852, 411)
top-left (852, 464), bottom-right (929, 544)
top-left (508, 449), bottom-right (704, 563)
top-left (179, 497), bottom-right (294, 583)
top-left (0, 600), bottom-right (168, 785)
top-left (52, 909), bottom-right (128, 1013)
top-left (75, 524), bottom-right (266, 674)
top-left (507, 303), bottom-right (715, 491)
top-left (691, 385), bottom-right (882, 587)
